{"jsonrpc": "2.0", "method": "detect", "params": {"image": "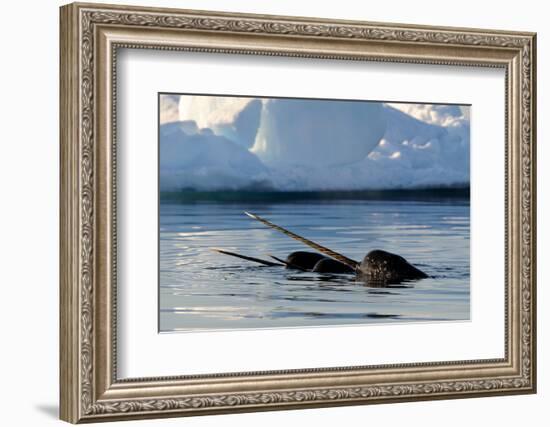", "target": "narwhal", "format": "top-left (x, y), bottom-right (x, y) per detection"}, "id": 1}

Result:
top-left (212, 212), bottom-right (428, 284)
